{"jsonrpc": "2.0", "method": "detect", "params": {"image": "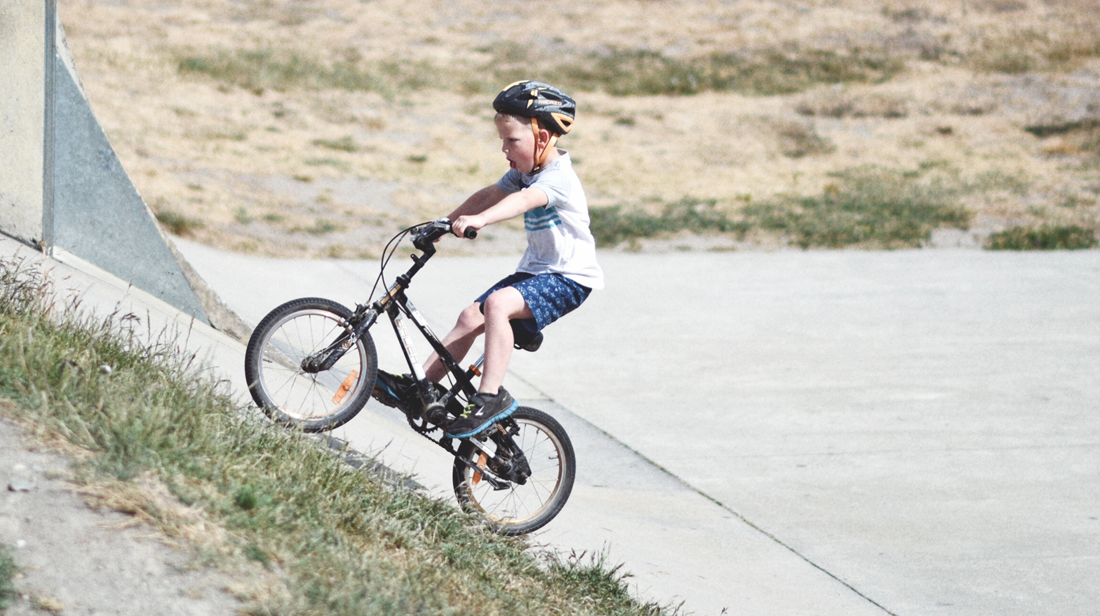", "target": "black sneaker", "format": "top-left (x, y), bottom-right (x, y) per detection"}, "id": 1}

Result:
top-left (445, 387), bottom-right (518, 438)
top-left (373, 370), bottom-right (417, 410)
